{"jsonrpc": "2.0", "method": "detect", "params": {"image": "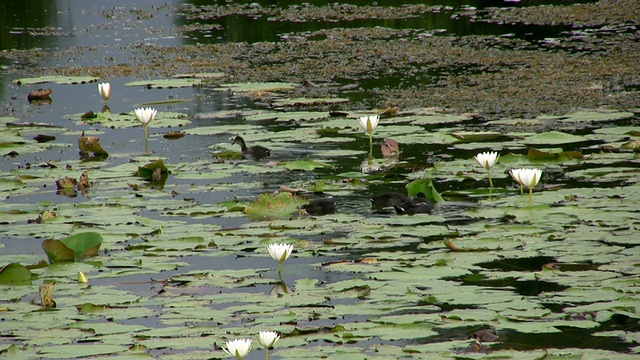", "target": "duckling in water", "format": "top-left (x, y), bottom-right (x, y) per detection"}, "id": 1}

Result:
top-left (302, 198), bottom-right (336, 216)
top-left (393, 192), bottom-right (434, 215)
top-left (370, 191), bottom-right (410, 209)
top-left (232, 136), bottom-right (271, 159)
